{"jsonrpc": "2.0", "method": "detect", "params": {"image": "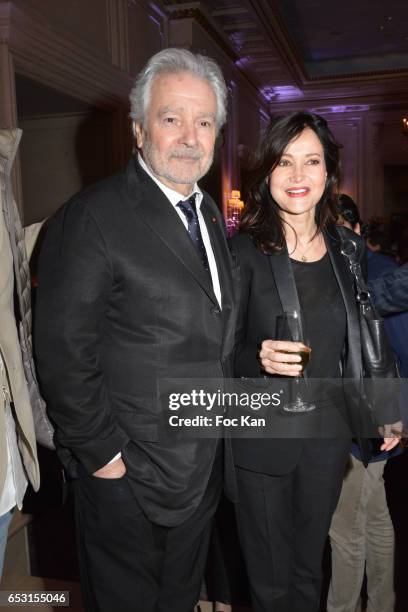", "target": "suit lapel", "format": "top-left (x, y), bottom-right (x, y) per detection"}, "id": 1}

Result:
top-left (126, 158), bottom-right (217, 305)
